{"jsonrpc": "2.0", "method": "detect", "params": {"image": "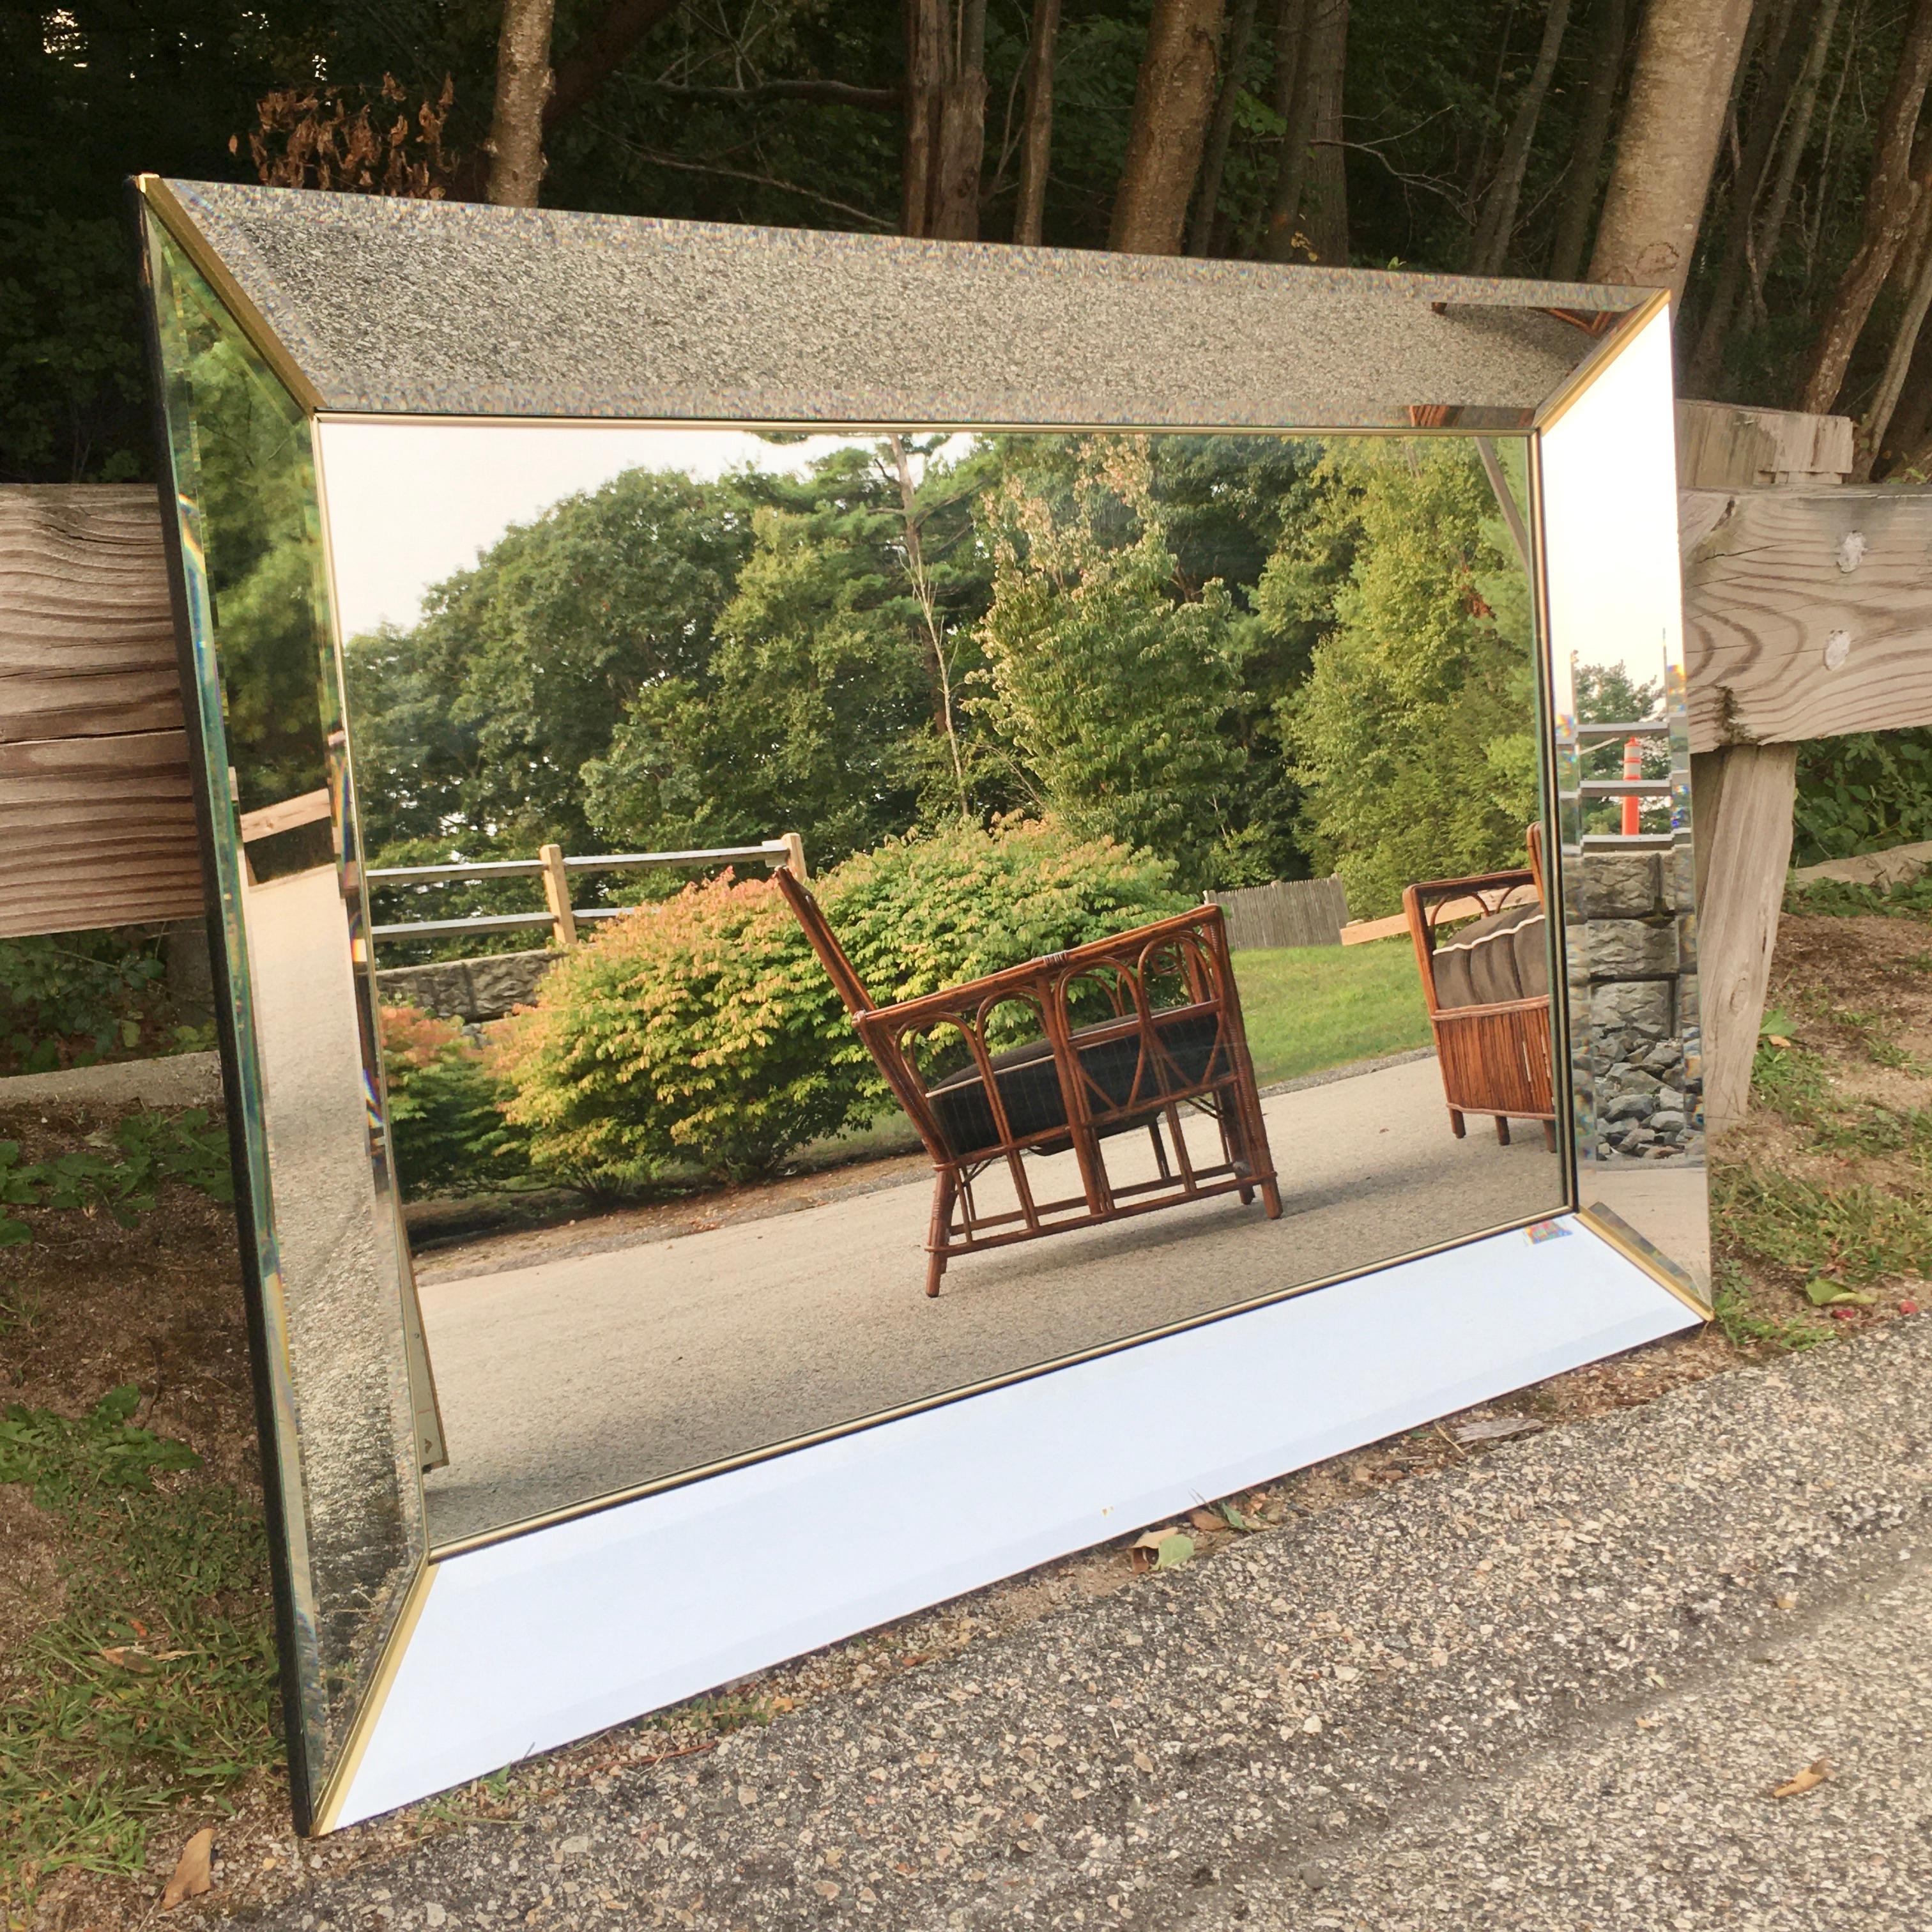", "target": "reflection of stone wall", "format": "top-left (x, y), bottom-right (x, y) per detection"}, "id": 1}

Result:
top-left (375, 949), bottom-right (556, 1022)
top-left (1577, 852), bottom-right (1702, 1163)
